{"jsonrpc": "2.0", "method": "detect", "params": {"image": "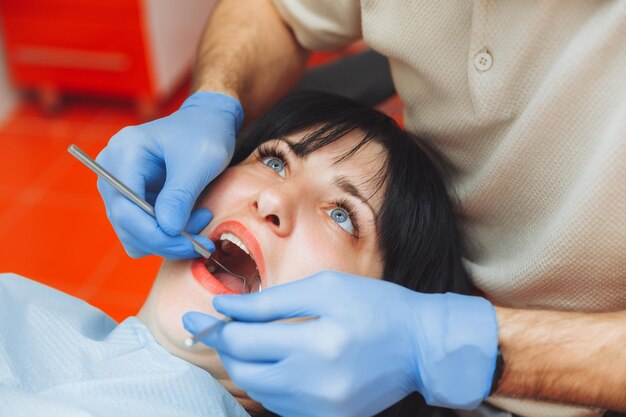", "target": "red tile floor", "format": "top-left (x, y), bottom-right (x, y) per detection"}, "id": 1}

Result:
top-left (0, 93), bottom-right (168, 321)
top-left (0, 52), bottom-right (403, 322)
